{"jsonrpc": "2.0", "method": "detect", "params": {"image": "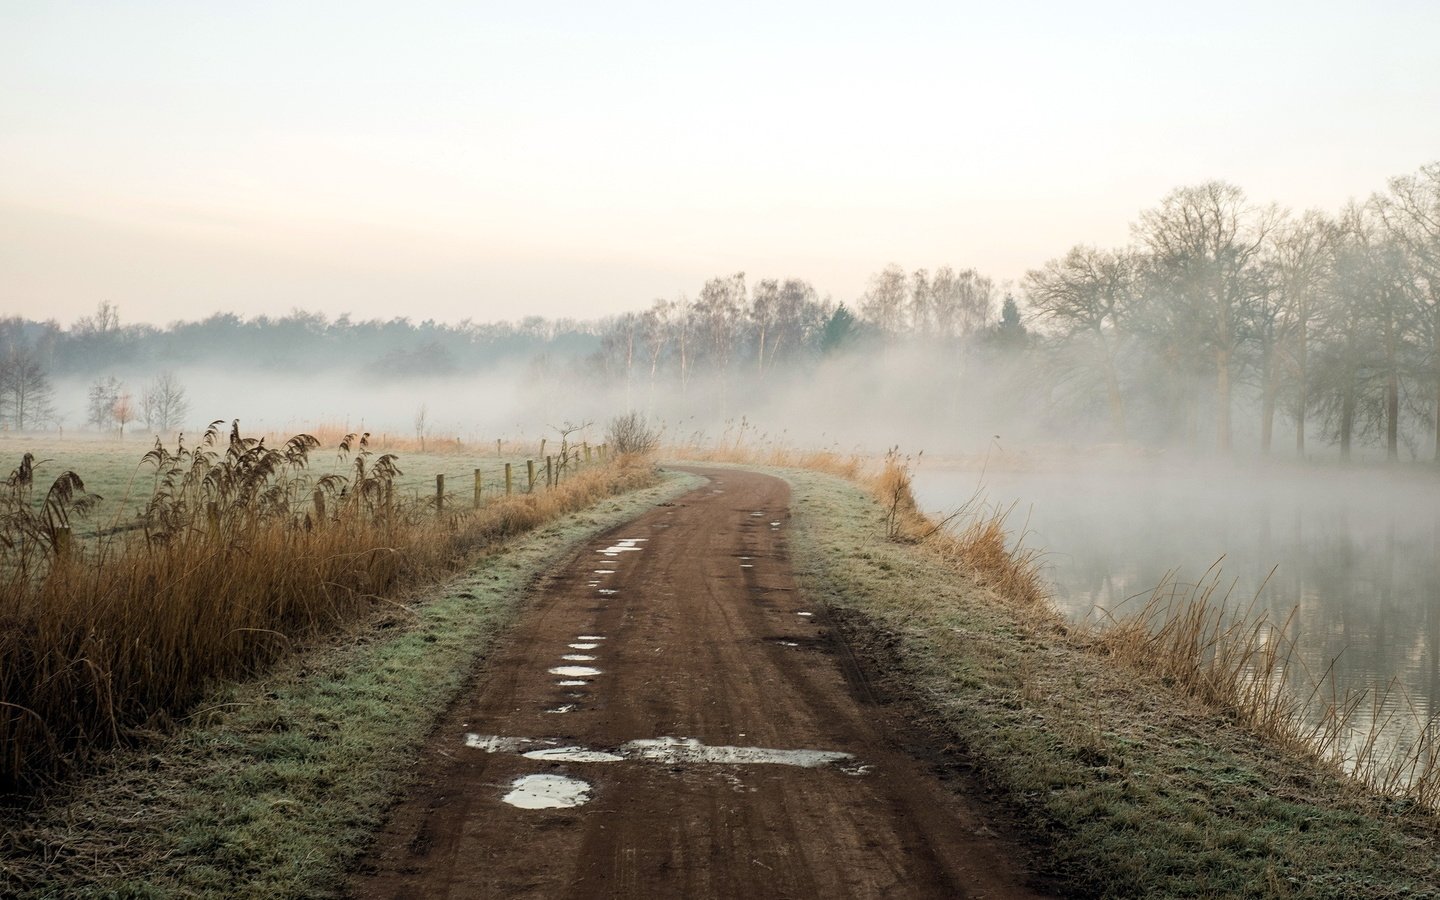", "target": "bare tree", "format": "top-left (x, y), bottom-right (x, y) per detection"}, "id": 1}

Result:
top-left (750, 278), bottom-right (780, 376)
top-left (141, 371), bottom-right (189, 435)
top-left (1377, 161), bottom-right (1440, 461)
top-left (0, 346), bottom-right (56, 431)
top-left (1264, 210), bottom-right (1335, 455)
top-left (860, 264), bottom-right (909, 334)
top-left (1024, 245), bottom-right (1141, 438)
top-left (414, 403), bottom-right (428, 452)
top-left (112, 391), bottom-right (136, 438)
top-left (769, 279), bottom-right (822, 367)
top-left (1135, 182), bottom-right (1276, 451)
top-left (87, 376), bottom-right (121, 432)
top-left (930, 266), bottom-right (995, 340)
